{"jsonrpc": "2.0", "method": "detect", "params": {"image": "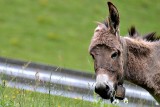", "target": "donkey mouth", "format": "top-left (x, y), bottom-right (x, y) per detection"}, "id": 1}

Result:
top-left (95, 85), bottom-right (113, 99)
top-left (95, 74), bottom-right (114, 99)
top-left (95, 89), bottom-right (112, 99)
